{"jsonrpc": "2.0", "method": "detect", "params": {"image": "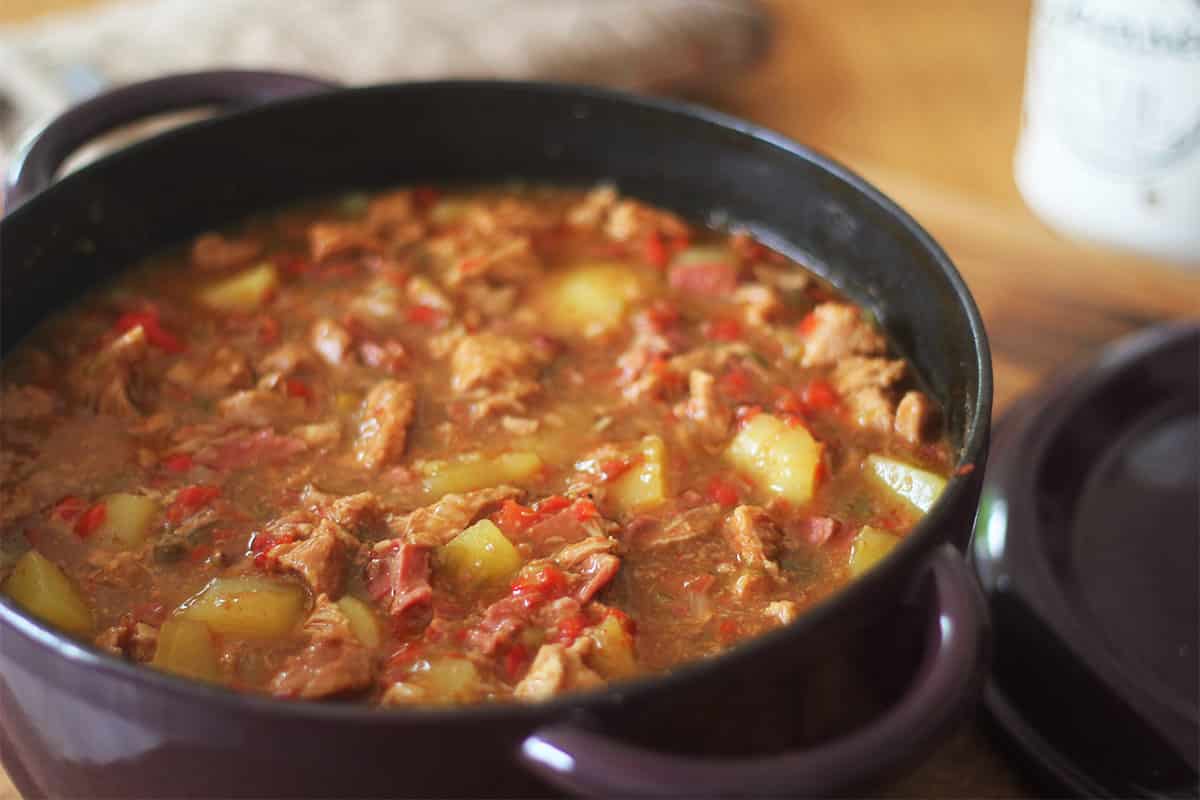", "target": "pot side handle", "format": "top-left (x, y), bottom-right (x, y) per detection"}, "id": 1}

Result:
top-left (3, 69), bottom-right (336, 212)
top-left (519, 544), bottom-right (990, 797)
